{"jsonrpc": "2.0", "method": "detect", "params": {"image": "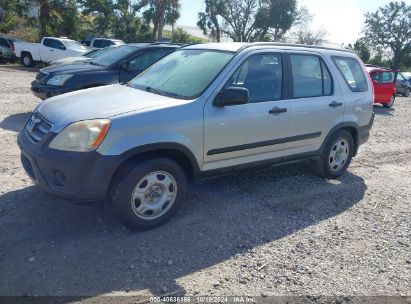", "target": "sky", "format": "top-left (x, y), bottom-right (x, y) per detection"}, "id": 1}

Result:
top-left (177, 0), bottom-right (409, 45)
